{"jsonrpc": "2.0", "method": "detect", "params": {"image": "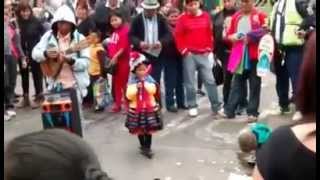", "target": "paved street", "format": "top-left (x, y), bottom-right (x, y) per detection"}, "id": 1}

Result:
top-left (4, 73), bottom-right (295, 180)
